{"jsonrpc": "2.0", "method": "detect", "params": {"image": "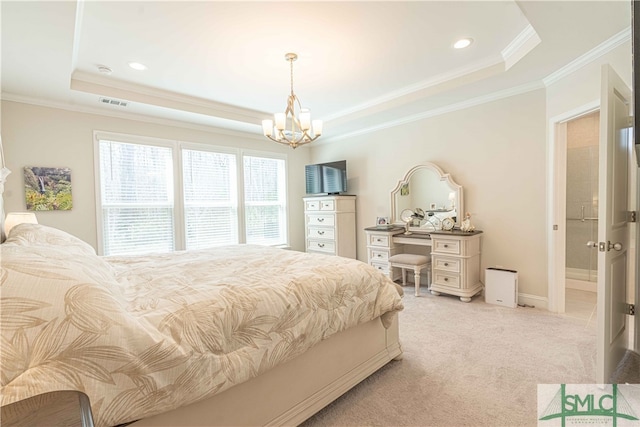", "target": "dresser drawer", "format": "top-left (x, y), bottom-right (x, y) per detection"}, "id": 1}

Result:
top-left (433, 271), bottom-right (461, 288)
top-left (307, 214), bottom-right (335, 226)
top-left (308, 227), bottom-right (335, 240)
top-left (433, 255), bottom-right (460, 273)
top-left (368, 234), bottom-right (390, 247)
top-left (320, 200), bottom-right (335, 211)
top-left (307, 240), bottom-right (336, 254)
top-left (432, 238), bottom-right (461, 255)
top-left (305, 200), bottom-right (320, 211)
top-left (369, 248), bottom-right (389, 262)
